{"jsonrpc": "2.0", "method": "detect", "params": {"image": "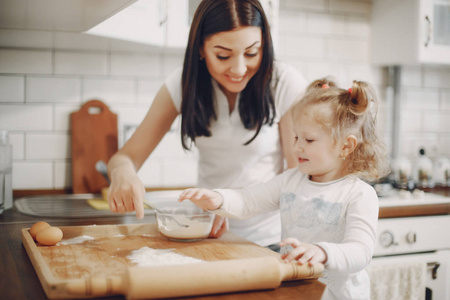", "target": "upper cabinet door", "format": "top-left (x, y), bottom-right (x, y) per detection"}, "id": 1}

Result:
top-left (419, 0), bottom-right (450, 63)
top-left (371, 0), bottom-right (450, 65)
top-left (85, 0), bottom-right (279, 50)
top-left (165, 0), bottom-right (280, 50)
